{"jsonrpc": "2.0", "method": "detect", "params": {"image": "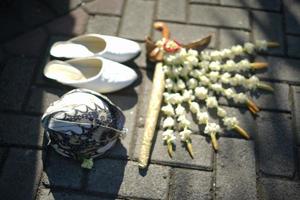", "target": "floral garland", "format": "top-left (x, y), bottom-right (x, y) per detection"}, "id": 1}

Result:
top-left (158, 39), bottom-right (278, 157)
